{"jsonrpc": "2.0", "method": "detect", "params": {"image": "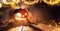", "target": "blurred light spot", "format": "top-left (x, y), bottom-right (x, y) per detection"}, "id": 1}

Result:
top-left (15, 13), bottom-right (22, 18)
top-left (21, 0), bottom-right (39, 5)
top-left (8, 26), bottom-right (23, 31)
top-left (0, 3), bottom-right (2, 8)
top-left (51, 26), bottom-right (60, 31)
top-left (49, 25), bottom-right (51, 27)
top-left (43, 0), bottom-right (60, 5)
top-left (20, 5), bottom-right (28, 9)
top-left (14, 13), bottom-right (26, 21)
top-left (8, 26), bottom-right (34, 31)
top-left (2, 0), bottom-right (21, 9)
top-left (55, 23), bottom-right (58, 26)
top-left (58, 22), bottom-right (60, 25)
